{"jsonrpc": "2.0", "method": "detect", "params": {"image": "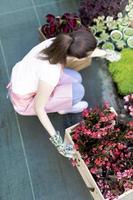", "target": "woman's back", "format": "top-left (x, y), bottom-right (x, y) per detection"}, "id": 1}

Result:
top-left (10, 38), bottom-right (62, 95)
